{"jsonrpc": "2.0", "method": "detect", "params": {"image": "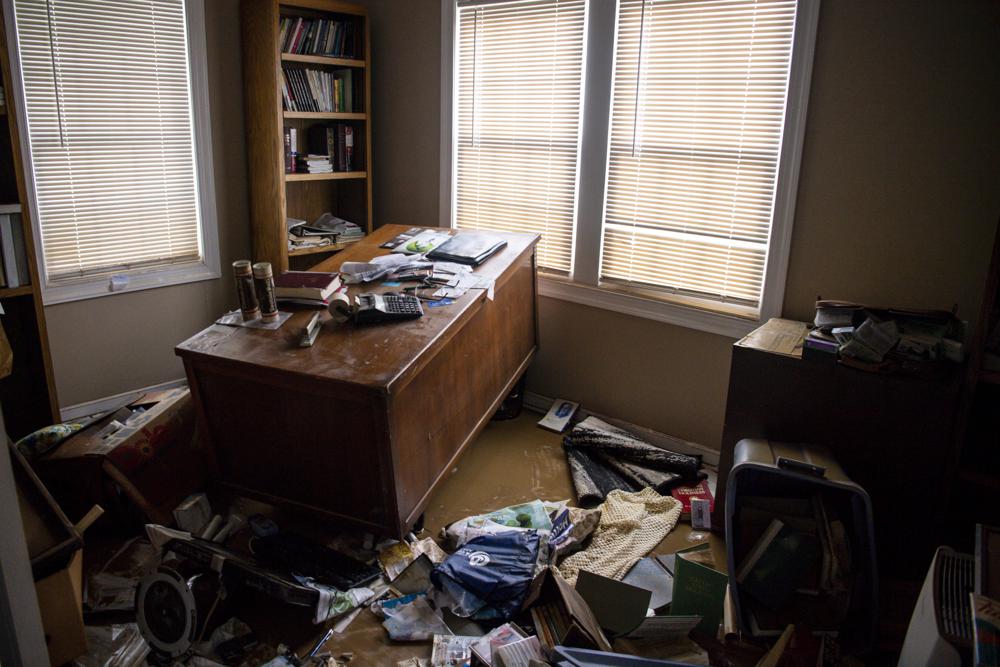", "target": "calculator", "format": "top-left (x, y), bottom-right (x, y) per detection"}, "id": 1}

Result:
top-left (352, 293), bottom-right (424, 324)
